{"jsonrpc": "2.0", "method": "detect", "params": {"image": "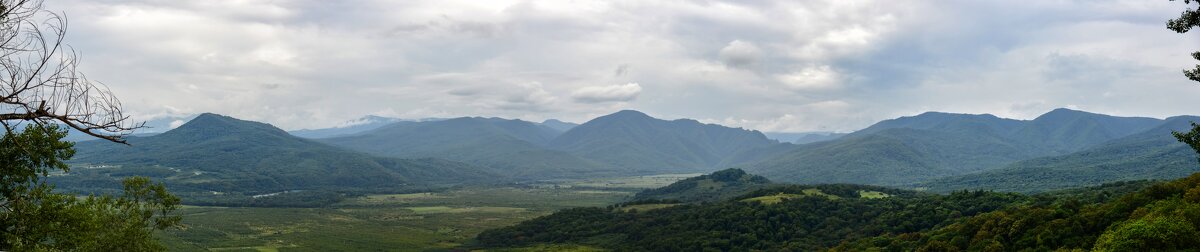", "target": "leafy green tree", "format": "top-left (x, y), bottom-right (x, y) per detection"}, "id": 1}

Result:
top-left (1169, 0), bottom-right (1200, 164)
top-left (1168, 0), bottom-right (1200, 82)
top-left (1175, 123), bottom-right (1200, 162)
top-left (2, 125), bottom-right (181, 251)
